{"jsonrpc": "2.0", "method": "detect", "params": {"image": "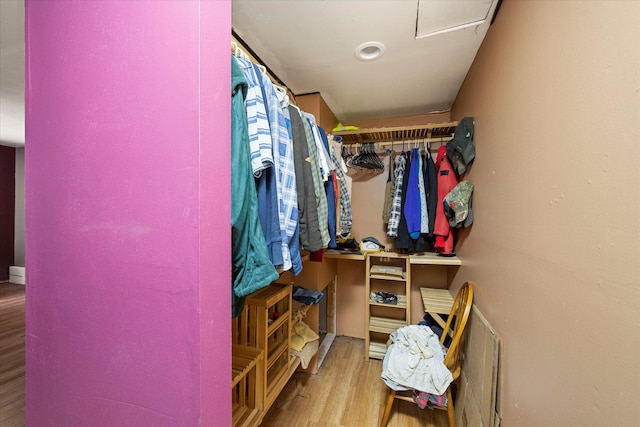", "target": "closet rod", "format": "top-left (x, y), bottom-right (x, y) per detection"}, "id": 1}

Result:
top-left (339, 138), bottom-right (451, 153)
top-left (340, 140), bottom-right (450, 155)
